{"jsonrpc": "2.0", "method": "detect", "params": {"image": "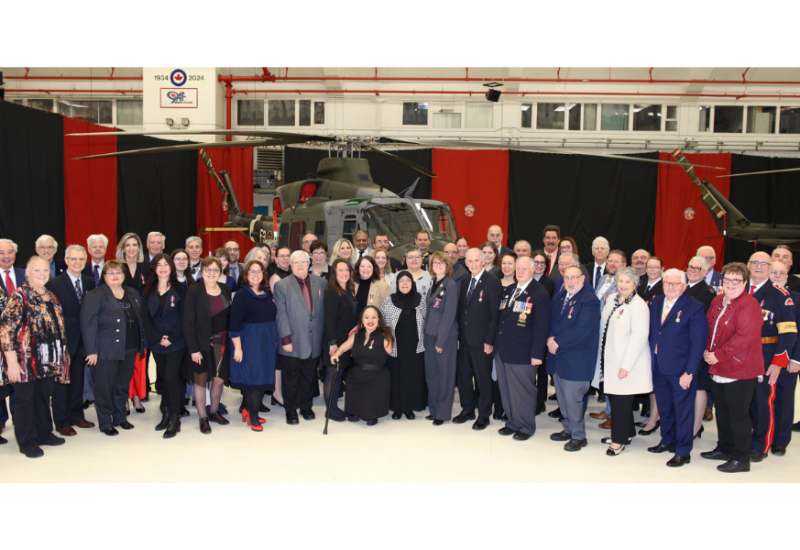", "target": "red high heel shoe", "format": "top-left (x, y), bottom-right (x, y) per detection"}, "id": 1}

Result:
top-left (242, 409), bottom-right (266, 429)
